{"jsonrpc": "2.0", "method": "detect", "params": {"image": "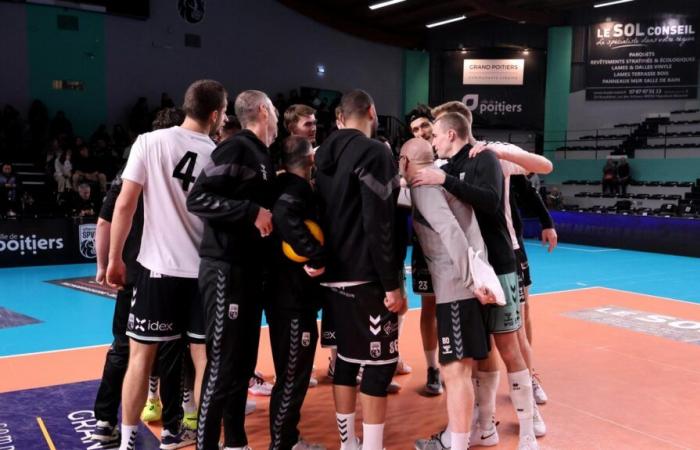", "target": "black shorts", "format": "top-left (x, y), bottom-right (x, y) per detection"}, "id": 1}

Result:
top-left (514, 247), bottom-right (532, 303)
top-left (127, 264), bottom-right (205, 344)
top-left (437, 299), bottom-right (490, 364)
top-left (320, 299), bottom-right (336, 348)
top-left (411, 236), bottom-right (434, 295)
top-left (323, 282), bottom-right (399, 366)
